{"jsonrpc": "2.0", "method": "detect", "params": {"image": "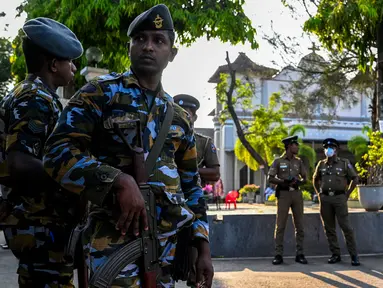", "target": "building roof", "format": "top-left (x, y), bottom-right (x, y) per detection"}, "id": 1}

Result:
top-left (297, 52), bottom-right (327, 71)
top-left (208, 52), bottom-right (278, 83)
